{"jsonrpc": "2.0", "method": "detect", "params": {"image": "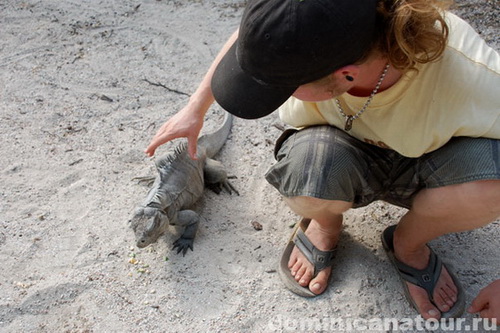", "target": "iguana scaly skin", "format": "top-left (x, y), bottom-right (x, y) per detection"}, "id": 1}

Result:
top-left (129, 112), bottom-right (236, 255)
